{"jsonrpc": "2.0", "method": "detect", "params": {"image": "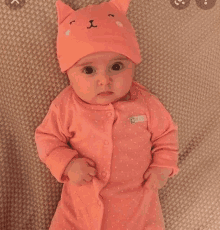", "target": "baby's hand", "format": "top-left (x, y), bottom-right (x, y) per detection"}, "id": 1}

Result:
top-left (64, 157), bottom-right (97, 186)
top-left (143, 167), bottom-right (172, 189)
